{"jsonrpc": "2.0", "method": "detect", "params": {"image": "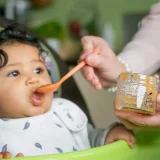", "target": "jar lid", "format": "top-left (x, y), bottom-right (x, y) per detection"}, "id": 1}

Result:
top-left (118, 72), bottom-right (159, 86)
